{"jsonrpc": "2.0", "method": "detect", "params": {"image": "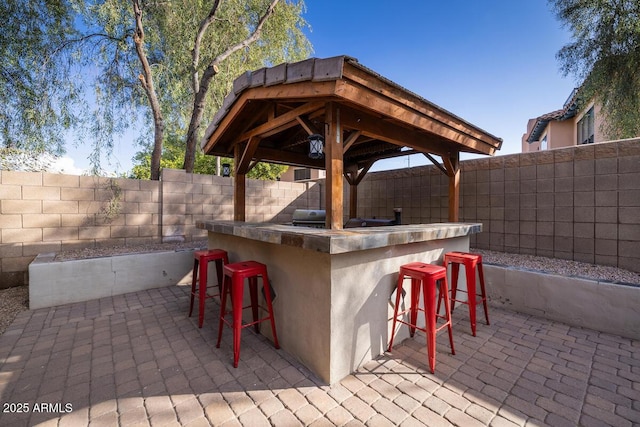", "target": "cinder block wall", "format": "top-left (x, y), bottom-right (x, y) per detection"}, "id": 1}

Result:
top-left (0, 169), bottom-right (318, 288)
top-left (357, 139), bottom-right (640, 273)
top-left (160, 168), bottom-right (318, 242)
